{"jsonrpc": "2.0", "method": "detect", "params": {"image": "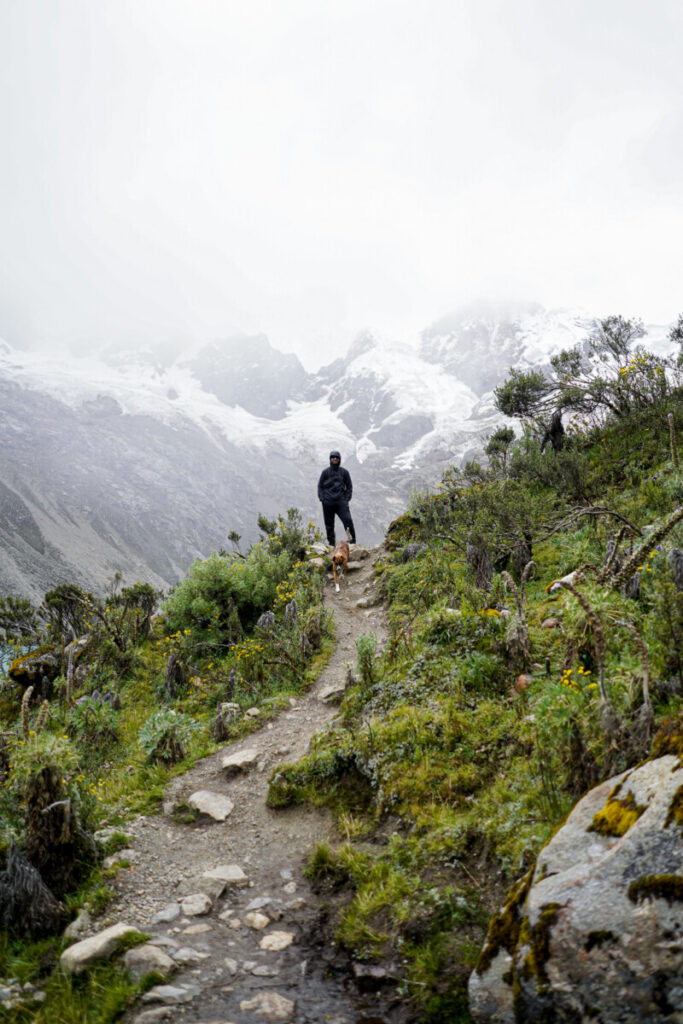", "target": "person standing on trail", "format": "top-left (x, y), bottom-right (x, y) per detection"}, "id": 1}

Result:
top-left (317, 450), bottom-right (356, 547)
